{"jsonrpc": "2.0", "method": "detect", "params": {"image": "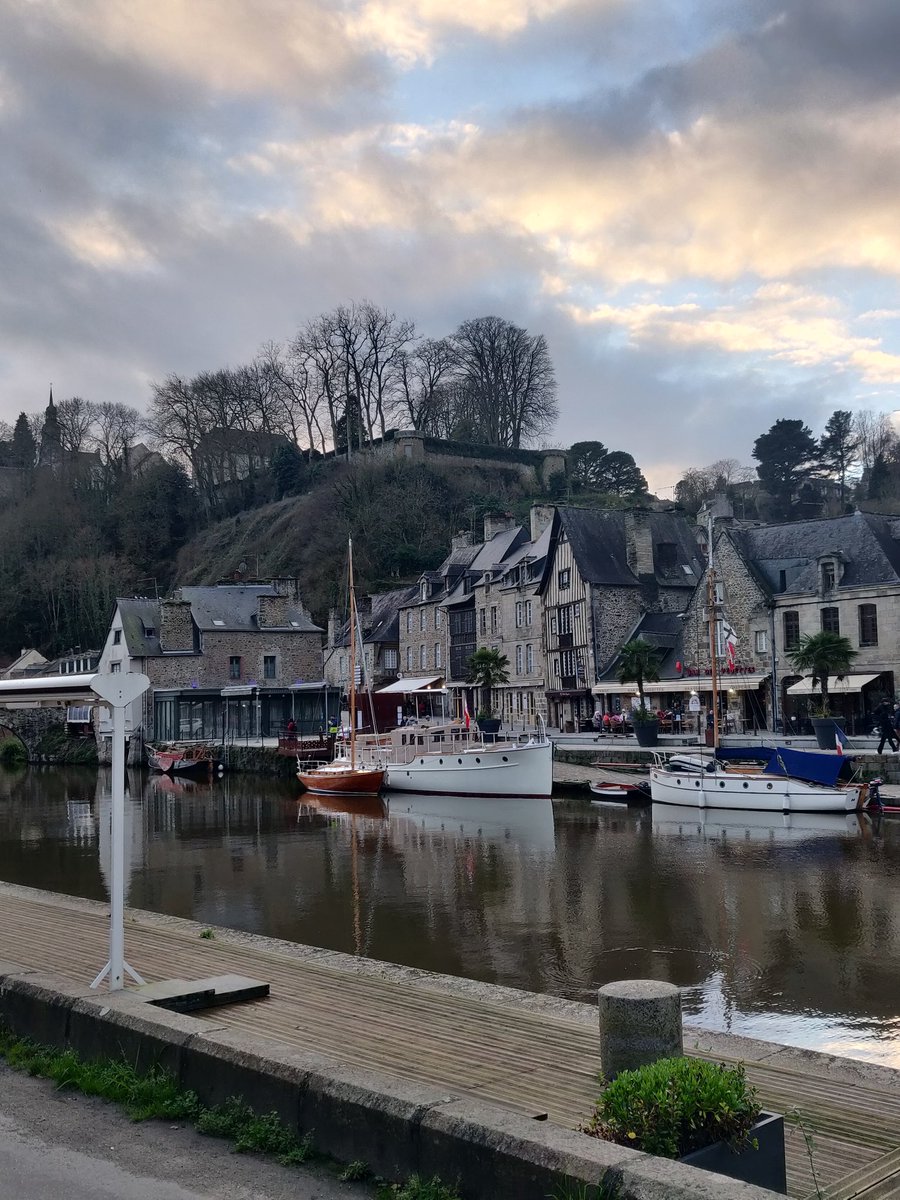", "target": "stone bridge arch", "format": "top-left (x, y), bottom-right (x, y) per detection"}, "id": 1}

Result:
top-left (0, 707), bottom-right (69, 759)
